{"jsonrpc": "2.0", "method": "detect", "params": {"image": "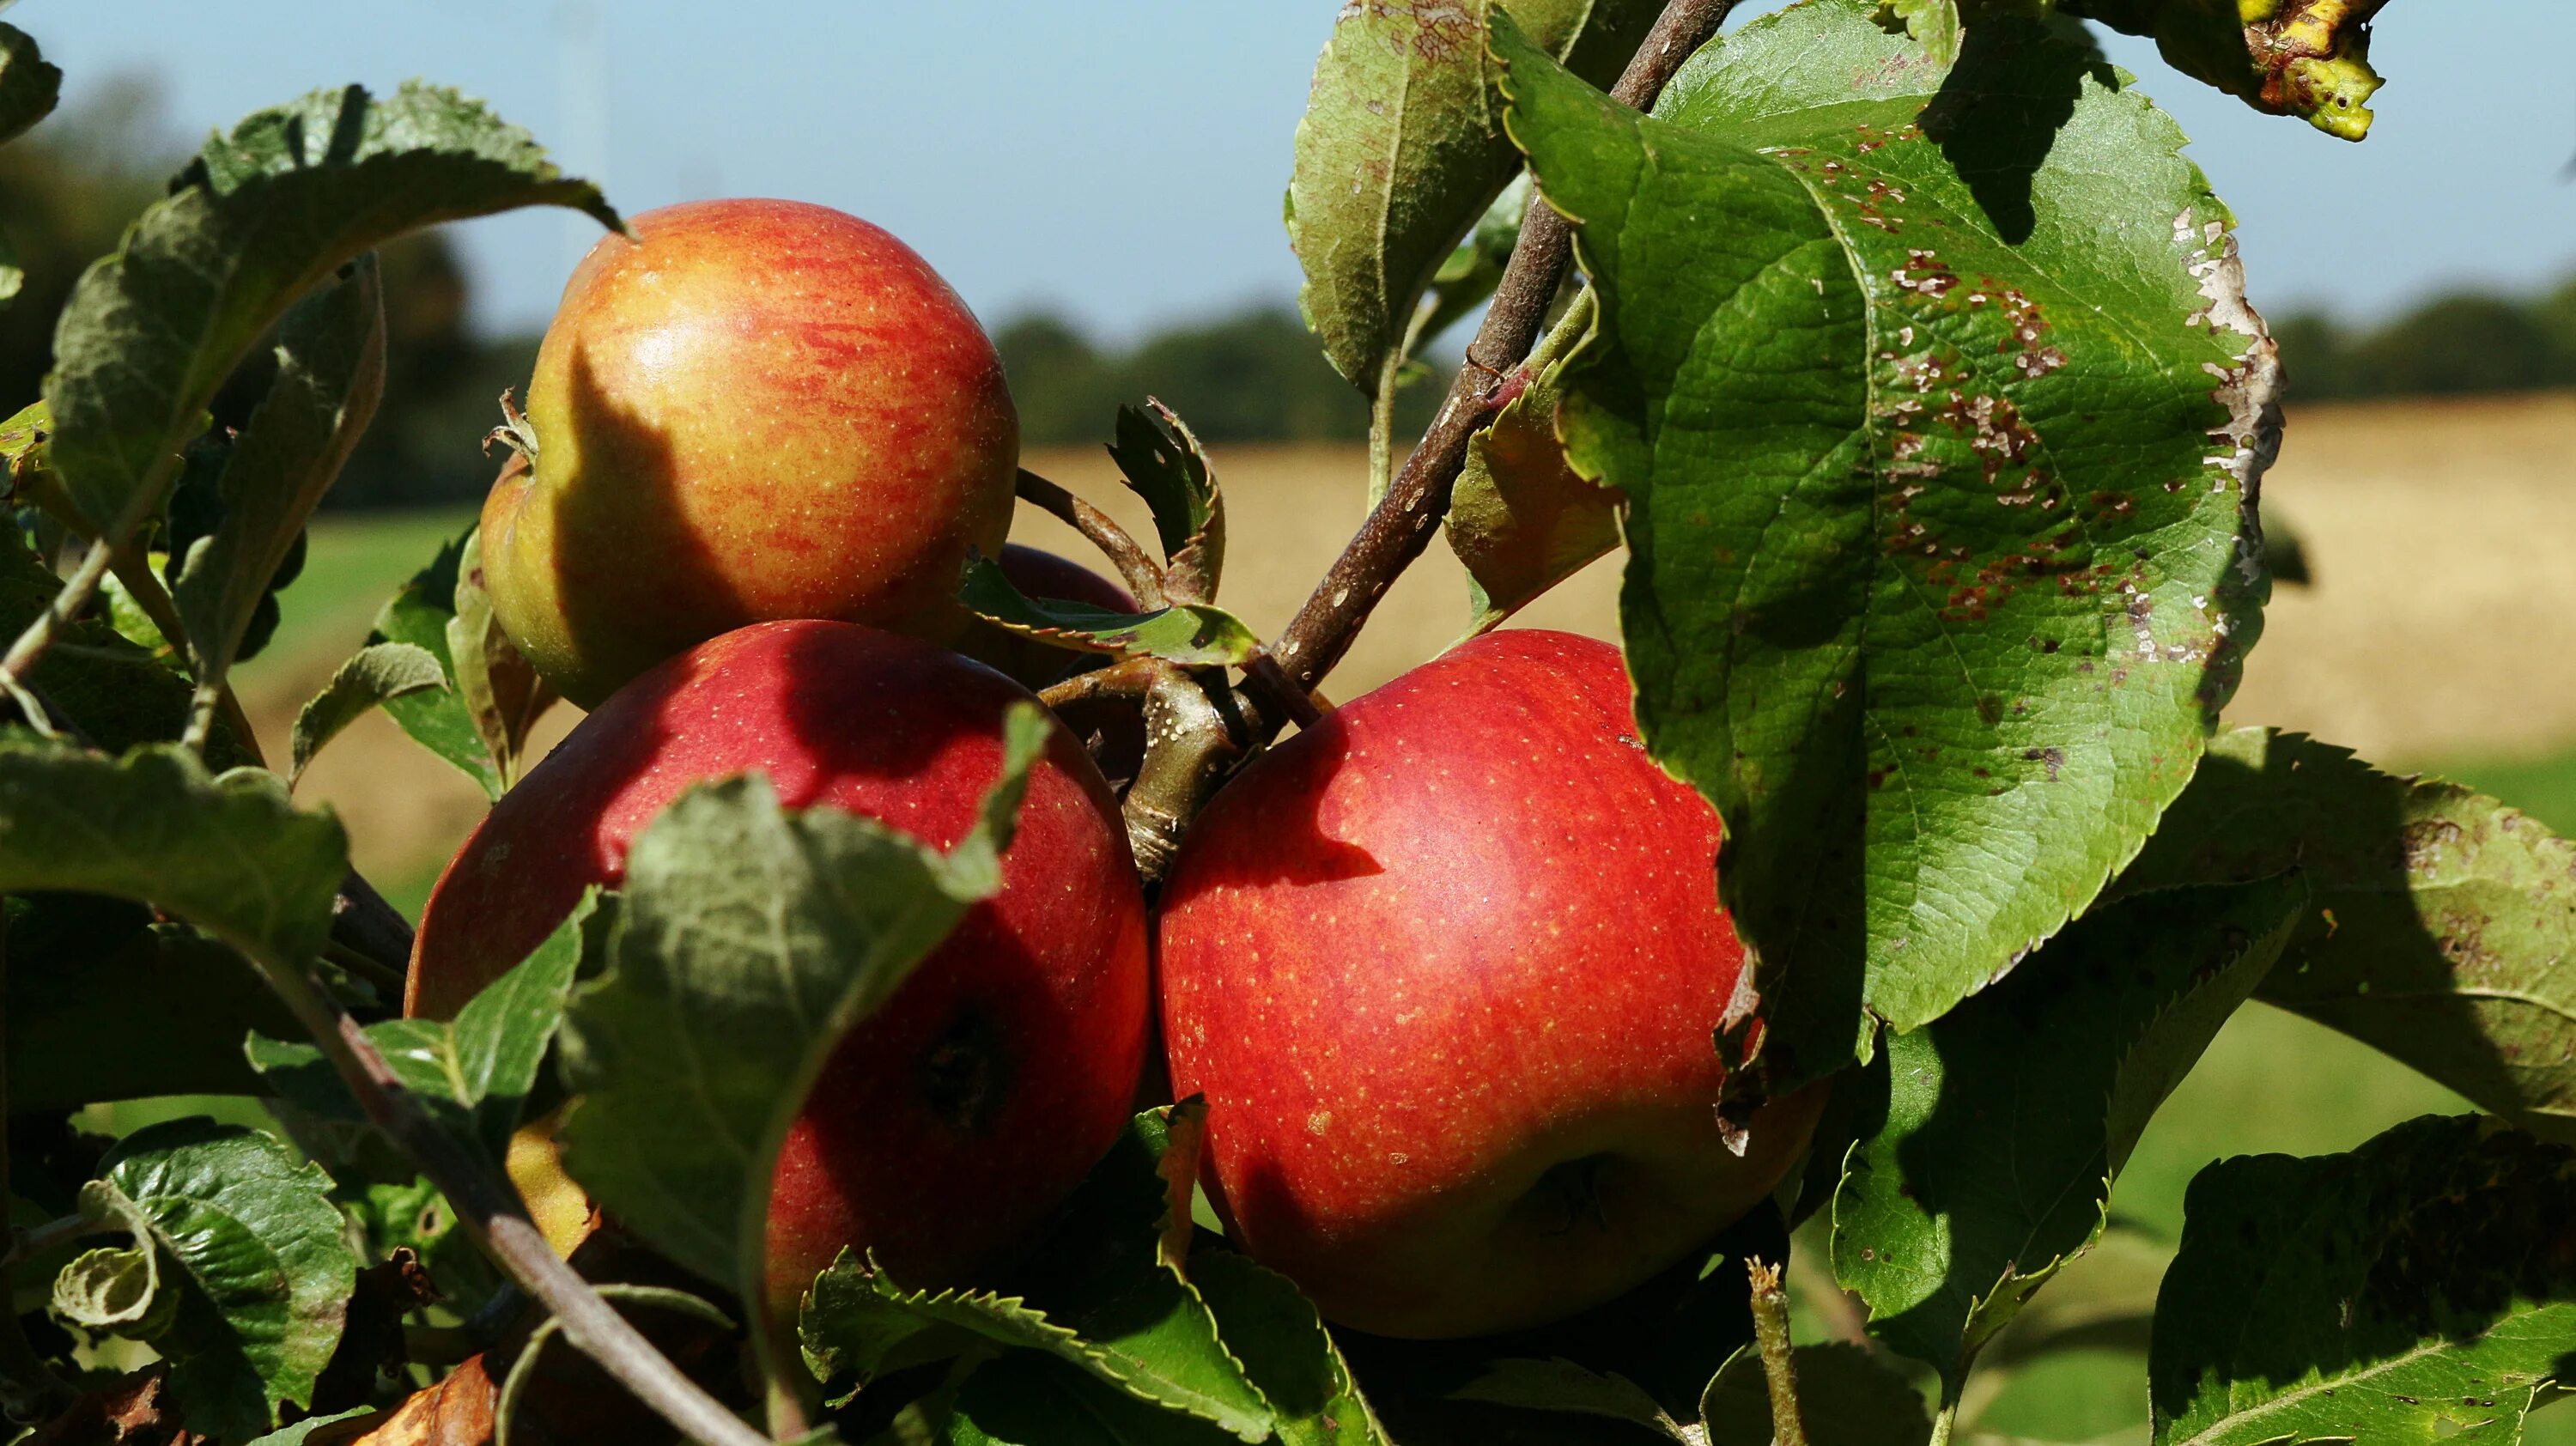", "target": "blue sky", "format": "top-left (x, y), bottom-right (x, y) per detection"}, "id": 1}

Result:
top-left (19, 2), bottom-right (2573, 338)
